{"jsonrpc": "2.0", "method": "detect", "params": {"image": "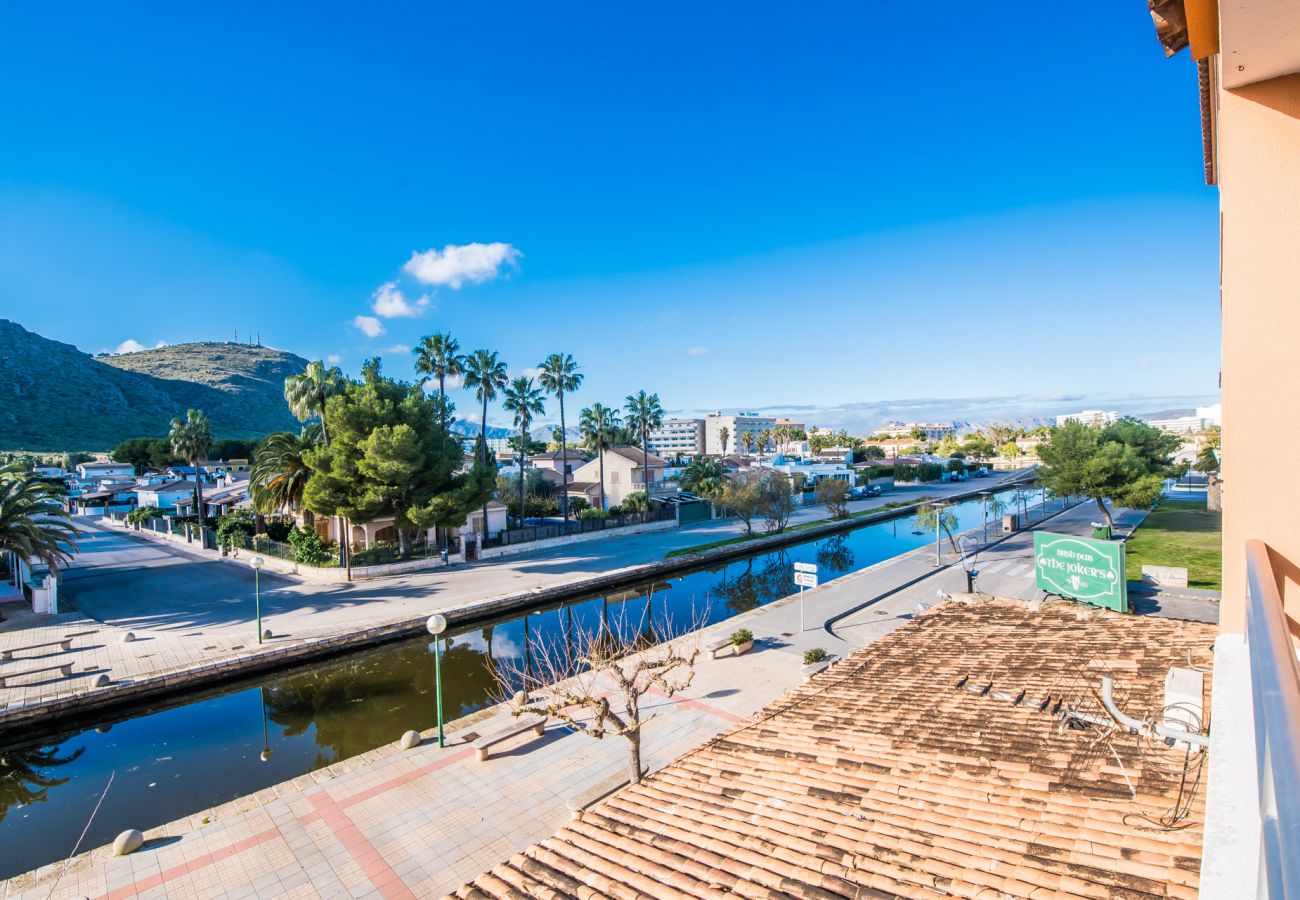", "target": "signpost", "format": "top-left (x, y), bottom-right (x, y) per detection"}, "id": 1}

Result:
top-left (793, 562), bottom-right (818, 630)
top-left (1033, 531), bottom-right (1128, 612)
